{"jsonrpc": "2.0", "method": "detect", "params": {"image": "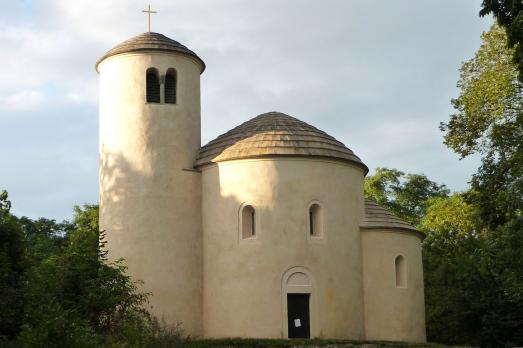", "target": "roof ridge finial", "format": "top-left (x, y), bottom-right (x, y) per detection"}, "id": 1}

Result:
top-left (142, 4), bottom-right (157, 32)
